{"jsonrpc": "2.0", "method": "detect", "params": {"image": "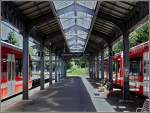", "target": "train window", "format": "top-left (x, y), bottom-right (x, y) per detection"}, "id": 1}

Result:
top-left (12, 63), bottom-right (15, 80)
top-left (113, 62), bottom-right (120, 73)
top-left (144, 61), bottom-right (149, 74)
top-left (29, 62), bottom-right (32, 77)
top-left (112, 62), bottom-right (116, 73)
top-left (2, 58), bottom-right (7, 80)
top-left (129, 57), bottom-right (141, 76)
top-left (144, 60), bottom-right (149, 79)
top-left (16, 59), bottom-right (22, 76)
top-left (8, 62), bottom-right (11, 80)
top-left (118, 62), bottom-right (120, 73)
top-left (2, 58), bottom-right (7, 72)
